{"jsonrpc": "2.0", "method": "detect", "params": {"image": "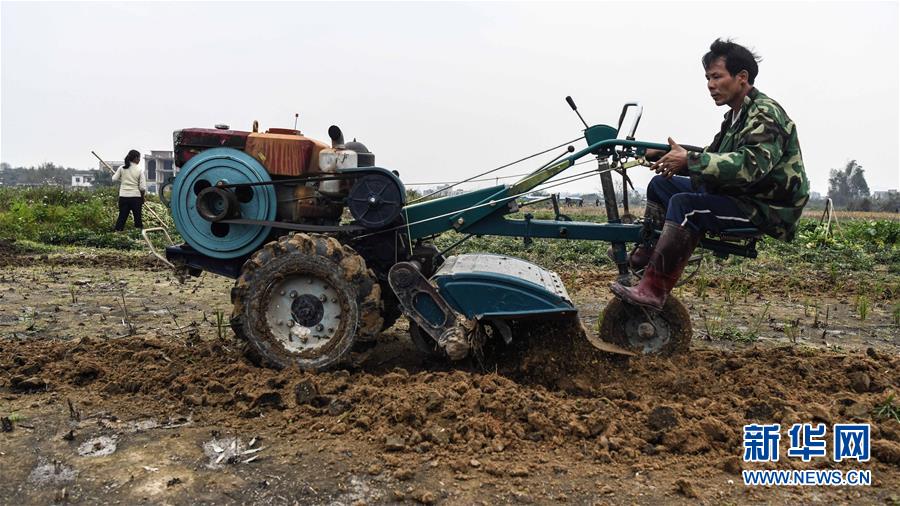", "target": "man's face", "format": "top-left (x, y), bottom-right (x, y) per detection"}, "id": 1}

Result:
top-left (705, 57), bottom-right (746, 107)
